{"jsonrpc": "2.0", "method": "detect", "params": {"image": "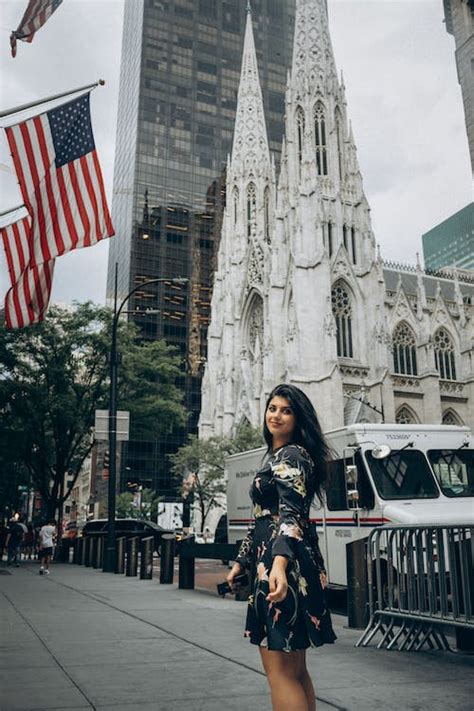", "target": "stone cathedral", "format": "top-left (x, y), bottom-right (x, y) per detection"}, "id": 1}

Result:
top-left (199, 0), bottom-right (474, 440)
